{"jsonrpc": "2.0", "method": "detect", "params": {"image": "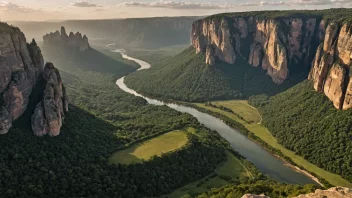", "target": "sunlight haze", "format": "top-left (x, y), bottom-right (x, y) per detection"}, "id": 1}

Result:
top-left (1, 0), bottom-right (352, 21)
